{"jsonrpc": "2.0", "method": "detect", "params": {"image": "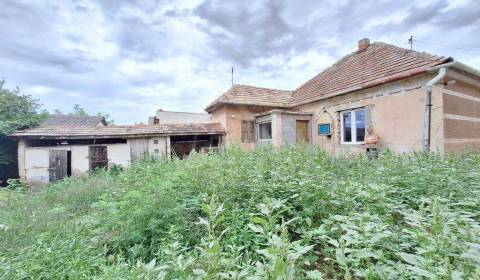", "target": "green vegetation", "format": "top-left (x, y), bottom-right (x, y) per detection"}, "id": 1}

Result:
top-left (0, 80), bottom-right (47, 186)
top-left (1, 147), bottom-right (479, 279)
